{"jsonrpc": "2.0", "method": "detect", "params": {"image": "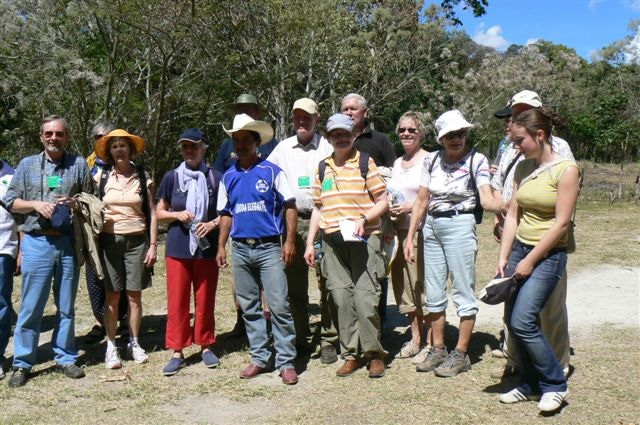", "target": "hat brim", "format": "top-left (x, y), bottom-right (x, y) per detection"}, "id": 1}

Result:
top-left (224, 103), bottom-right (267, 116)
top-left (95, 133), bottom-right (145, 162)
top-left (223, 121), bottom-right (274, 146)
top-left (493, 106), bottom-right (512, 118)
top-left (437, 123), bottom-right (474, 143)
